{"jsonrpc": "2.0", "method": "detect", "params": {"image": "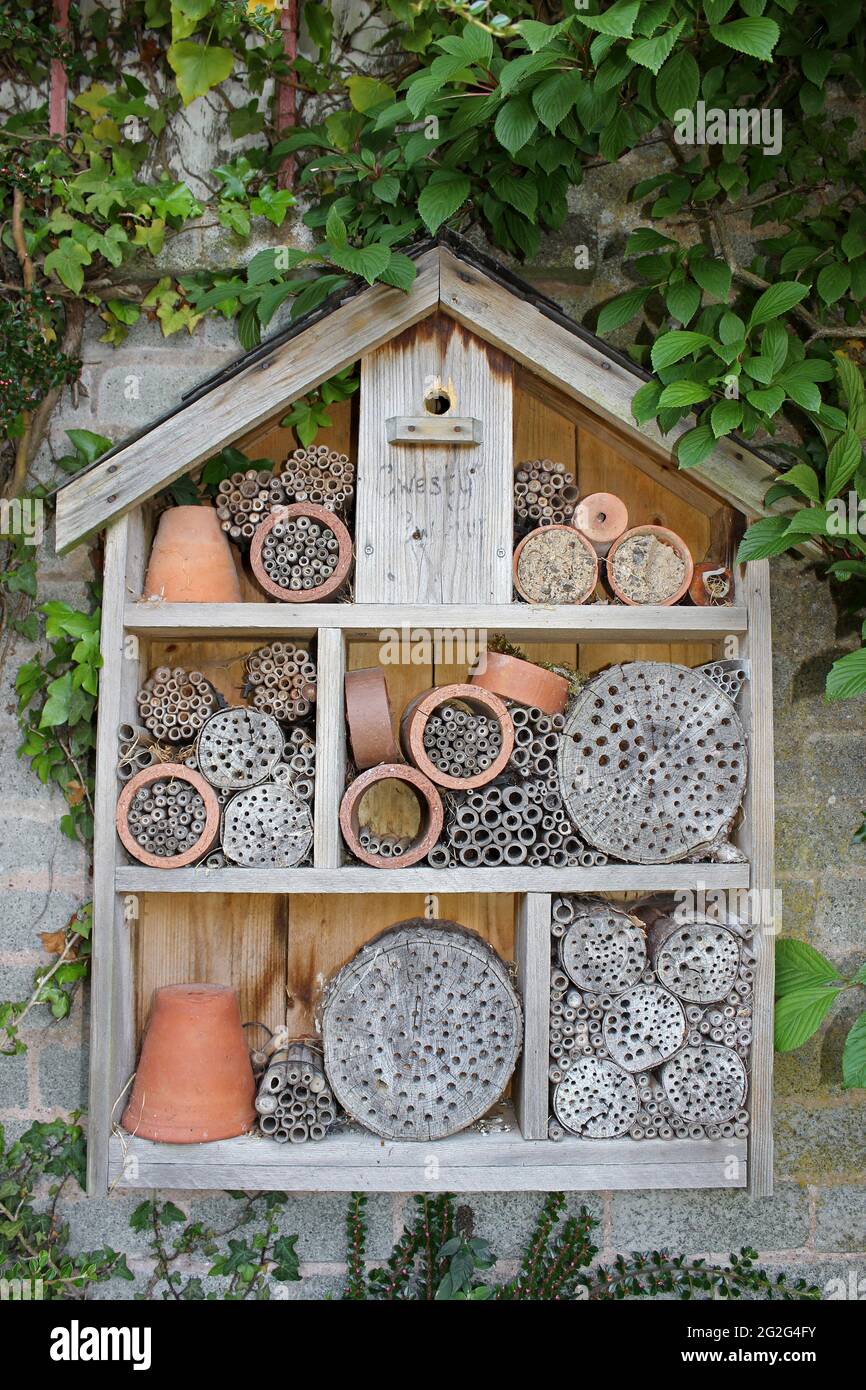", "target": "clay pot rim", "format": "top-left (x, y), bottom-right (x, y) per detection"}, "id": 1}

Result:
top-left (512, 524), bottom-right (599, 605)
top-left (250, 503), bottom-right (353, 604)
top-left (572, 492), bottom-right (629, 547)
top-left (116, 763), bottom-right (220, 869)
top-left (344, 668), bottom-right (402, 768)
top-left (689, 560), bottom-right (733, 607)
top-left (339, 763), bottom-right (443, 868)
top-left (606, 524), bottom-right (694, 607)
top-left (469, 650), bottom-right (569, 716)
top-left (401, 683), bottom-right (514, 790)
